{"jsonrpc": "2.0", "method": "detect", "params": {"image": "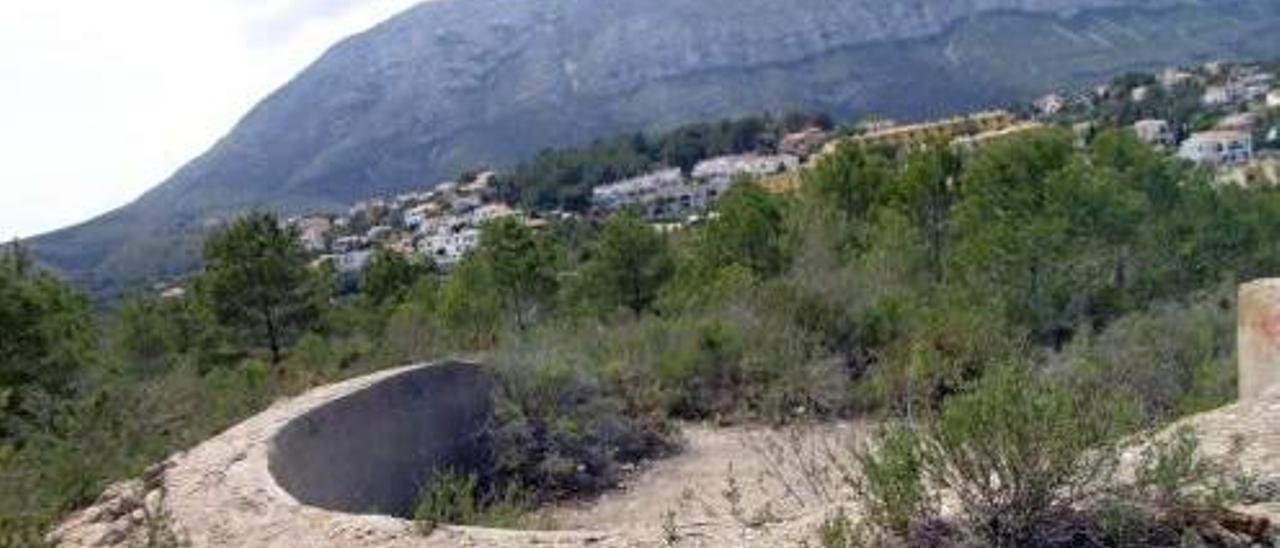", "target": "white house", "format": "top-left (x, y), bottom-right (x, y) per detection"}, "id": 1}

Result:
top-left (294, 217), bottom-right (332, 253)
top-left (403, 203), bottom-right (442, 231)
top-left (465, 203), bottom-right (518, 226)
top-left (691, 154), bottom-right (800, 186)
top-left (334, 250), bottom-right (373, 274)
top-left (1034, 93), bottom-right (1066, 116)
top-left (1133, 119), bottom-right (1174, 146)
top-left (1158, 69), bottom-right (1195, 88)
top-left (591, 168), bottom-right (686, 212)
top-left (418, 228), bottom-right (481, 268)
top-left (1203, 85), bottom-right (1237, 107)
top-left (1178, 131), bottom-right (1254, 166)
top-left (332, 235), bottom-right (368, 254)
top-left (1267, 90), bottom-right (1280, 109)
